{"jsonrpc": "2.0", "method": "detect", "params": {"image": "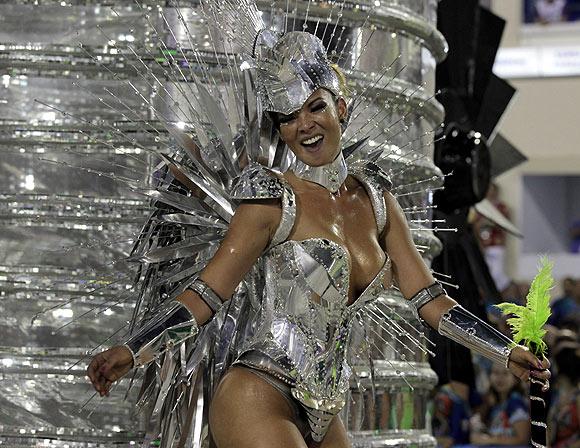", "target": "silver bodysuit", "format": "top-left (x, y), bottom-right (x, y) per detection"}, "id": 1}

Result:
top-left (230, 162), bottom-right (394, 441)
